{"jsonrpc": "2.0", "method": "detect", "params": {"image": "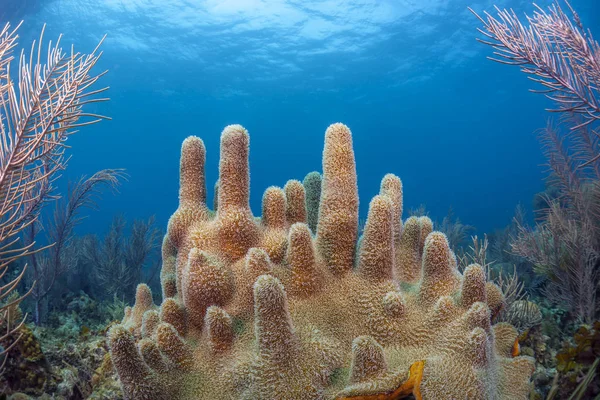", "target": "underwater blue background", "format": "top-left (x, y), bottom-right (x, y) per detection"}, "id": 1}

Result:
top-left (2, 0), bottom-right (599, 236)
